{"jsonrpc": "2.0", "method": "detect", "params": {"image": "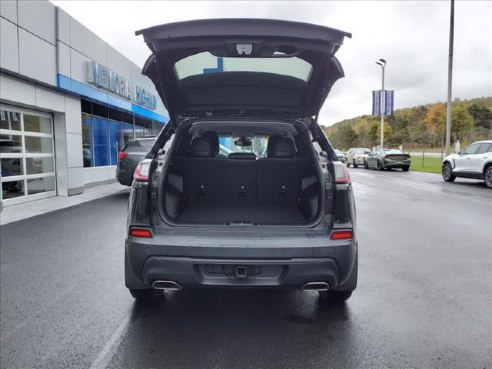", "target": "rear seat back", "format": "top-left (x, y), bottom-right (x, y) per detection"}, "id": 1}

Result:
top-left (172, 134), bottom-right (313, 207)
top-left (257, 136), bottom-right (313, 206)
